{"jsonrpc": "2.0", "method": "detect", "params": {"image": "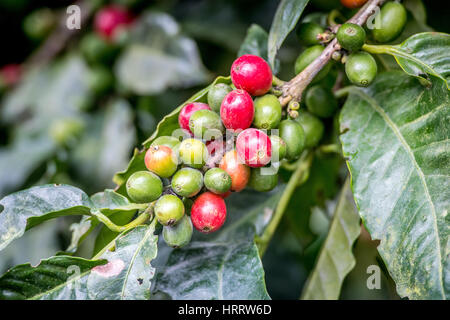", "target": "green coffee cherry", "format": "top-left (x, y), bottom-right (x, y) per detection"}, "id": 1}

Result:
top-left (126, 171), bottom-right (163, 203)
top-left (151, 136), bottom-right (181, 150)
top-left (270, 135), bottom-right (287, 161)
top-left (171, 168), bottom-right (204, 198)
top-left (189, 109), bottom-right (224, 139)
top-left (295, 111), bottom-right (324, 148)
top-left (253, 94), bottom-right (282, 130)
top-left (179, 138), bottom-right (208, 169)
top-left (345, 51), bottom-right (377, 87)
top-left (80, 33), bottom-right (117, 65)
top-left (305, 85), bottom-right (338, 118)
top-left (279, 120), bottom-right (305, 160)
top-left (49, 118), bottom-right (85, 146)
top-left (87, 66), bottom-right (114, 95)
top-left (162, 215), bottom-right (193, 248)
top-left (207, 83), bottom-right (232, 112)
top-left (23, 8), bottom-right (55, 41)
top-left (248, 168), bottom-right (278, 192)
top-left (296, 22), bottom-right (324, 46)
top-left (337, 23), bottom-right (366, 51)
top-left (373, 2), bottom-right (407, 43)
top-left (295, 45), bottom-right (332, 82)
top-left (204, 168), bottom-right (232, 194)
top-left (154, 194), bottom-right (185, 226)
